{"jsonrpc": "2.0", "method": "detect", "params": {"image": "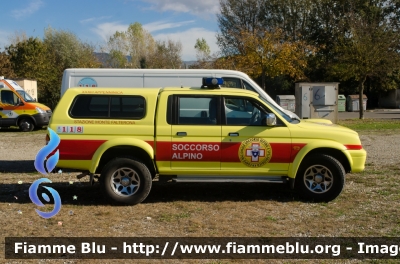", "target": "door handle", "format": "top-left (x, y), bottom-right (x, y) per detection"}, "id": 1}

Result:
top-left (176, 132), bottom-right (187, 136)
top-left (229, 132), bottom-right (239, 136)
